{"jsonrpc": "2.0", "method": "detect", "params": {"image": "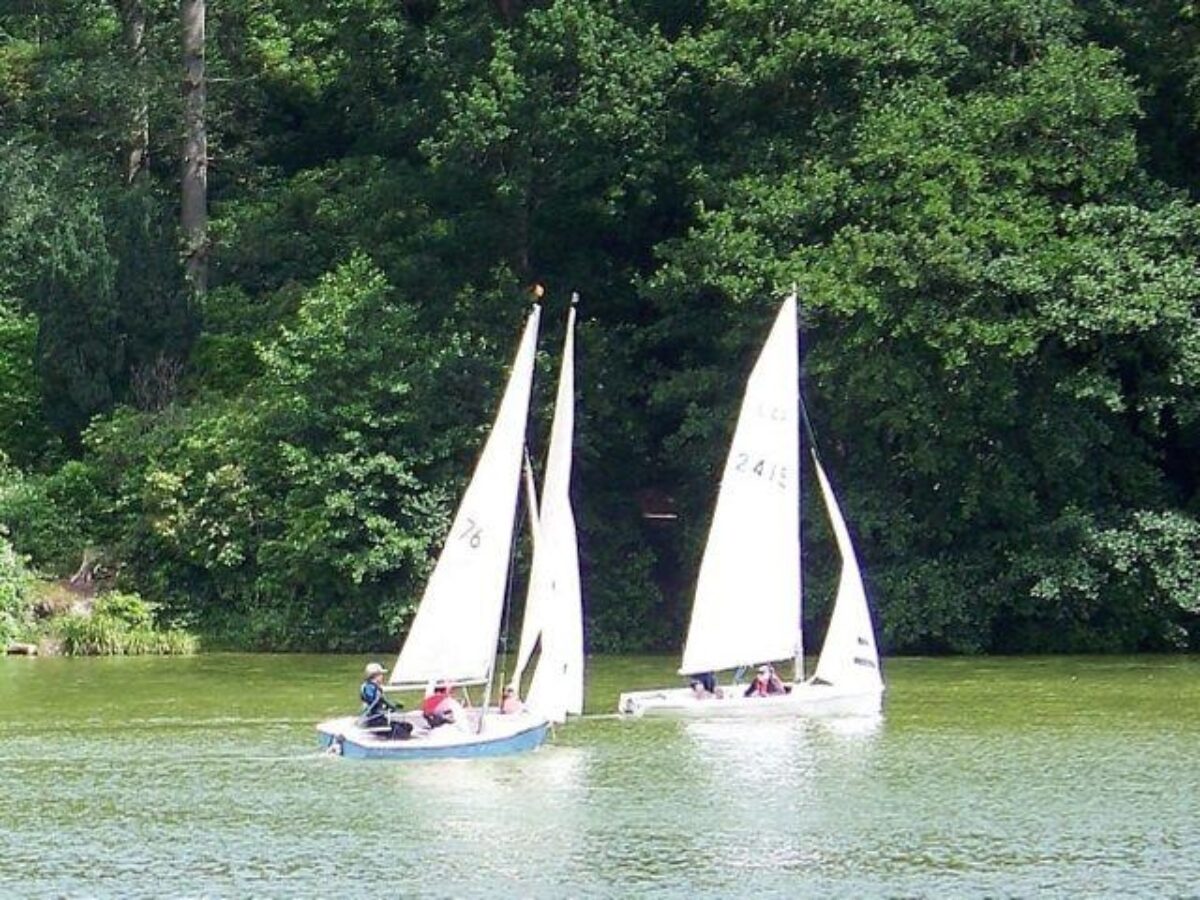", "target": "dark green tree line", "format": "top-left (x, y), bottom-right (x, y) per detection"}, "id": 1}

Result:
top-left (0, 0), bottom-right (1196, 651)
